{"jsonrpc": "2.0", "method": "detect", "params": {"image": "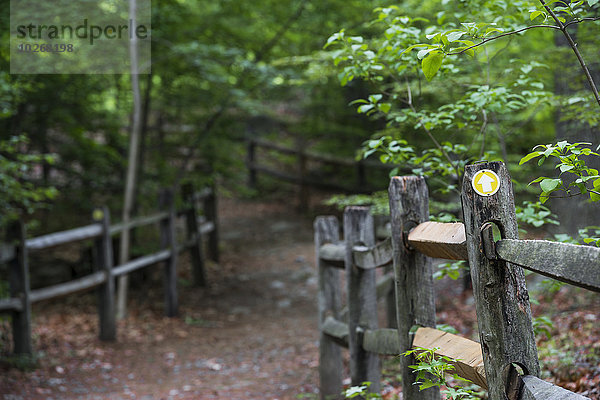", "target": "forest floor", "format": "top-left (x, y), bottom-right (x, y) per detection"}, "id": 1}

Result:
top-left (1, 194), bottom-right (599, 400)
